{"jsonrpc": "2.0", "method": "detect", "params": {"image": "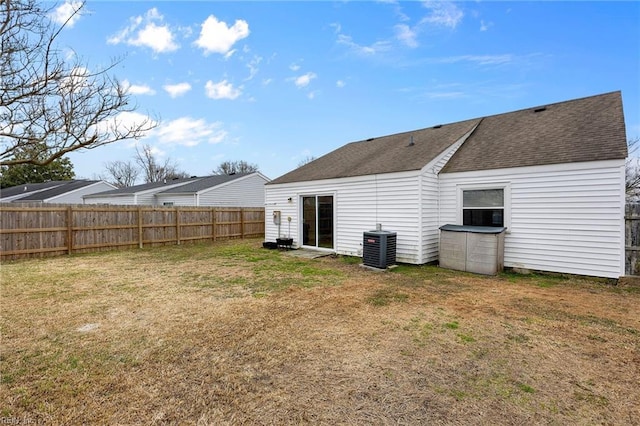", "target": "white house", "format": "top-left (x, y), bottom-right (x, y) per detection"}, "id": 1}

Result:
top-left (1, 180), bottom-right (116, 203)
top-left (154, 173), bottom-right (271, 207)
top-left (264, 91), bottom-right (628, 278)
top-left (84, 172), bottom-right (269, 207)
